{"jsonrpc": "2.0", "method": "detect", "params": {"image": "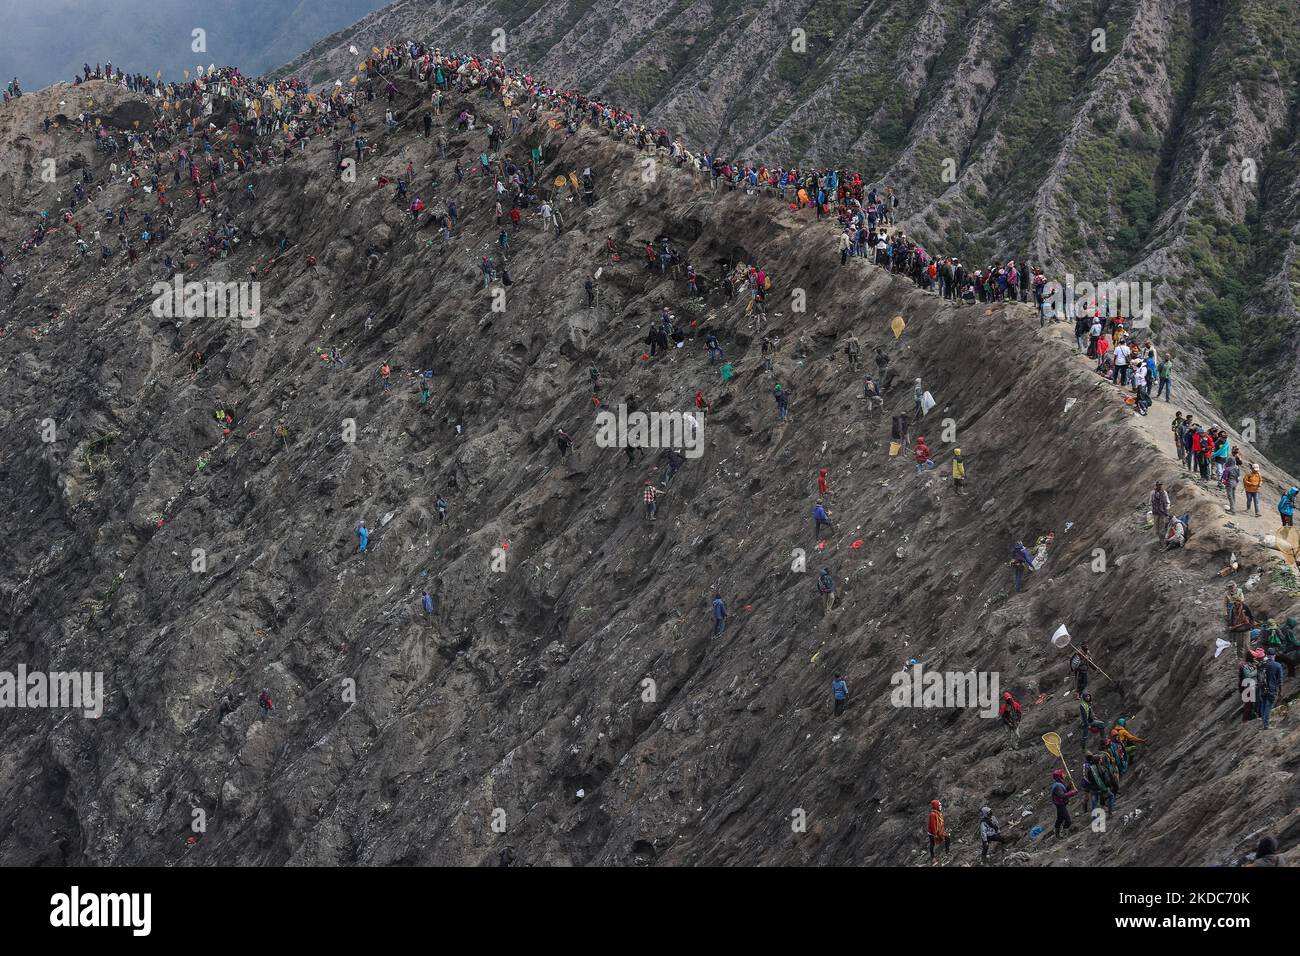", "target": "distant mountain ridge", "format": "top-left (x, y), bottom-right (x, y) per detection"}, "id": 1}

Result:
top-left (0, 0), bottom-right (389, 91)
